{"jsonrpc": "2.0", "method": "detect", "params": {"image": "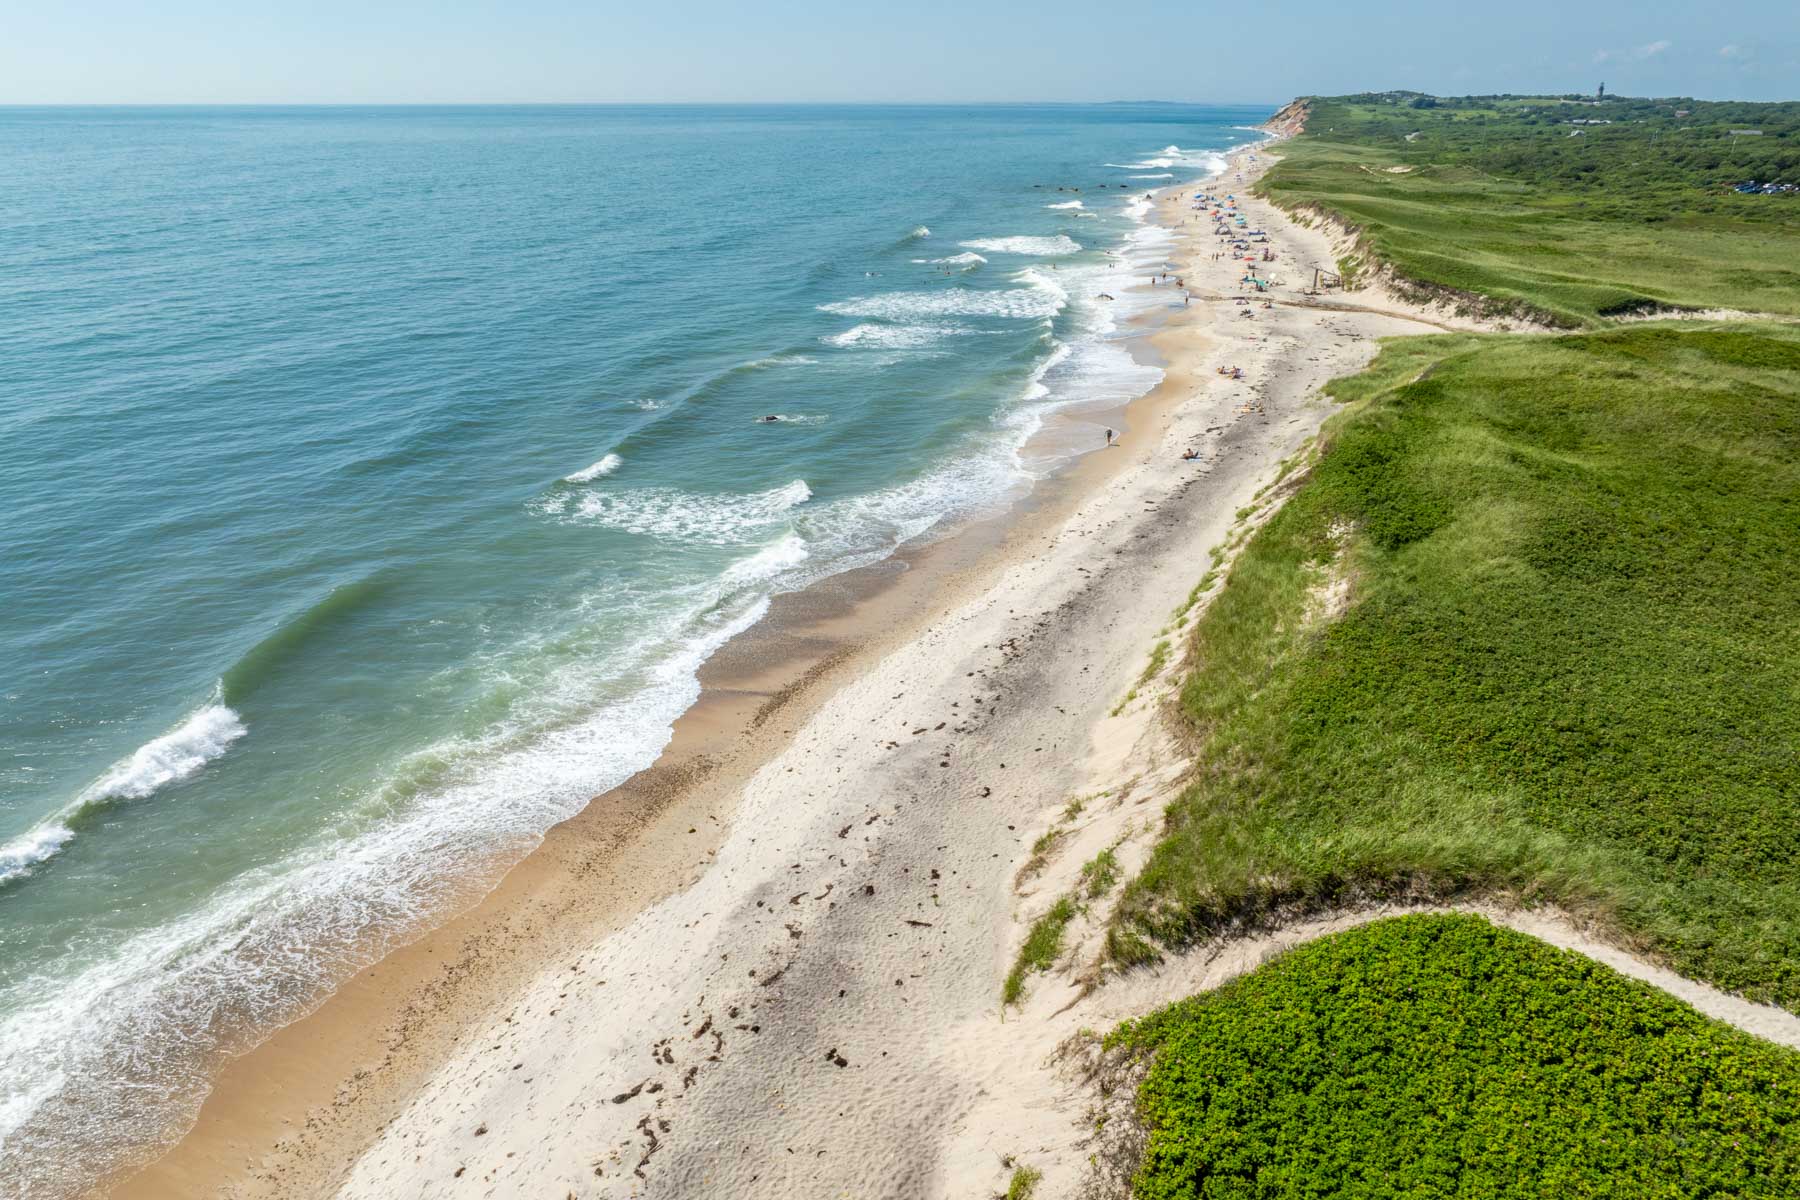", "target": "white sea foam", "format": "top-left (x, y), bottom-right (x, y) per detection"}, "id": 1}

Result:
top-left (88, 704), bottom-right (245, 803)
top-left (1129, 173), bottom-right (1175, 180)
top-left (792, 455), bottom-right (1030, 572)
top-left (0, 702), bottom-right (246, 889)
top-left (0, 576), bottom-right (775, 1192)
top-left (901, 225), bottom-right (931, 241)
top-left (558, 479), bottom-right (813, 545)
top-left (0, 1070), bottom-right (63, 1146)
top-left (628, 398), bottom-right (663, 411)
top-left (745, 354), bottom-right (818, 369)
top-left (1045, 200), bottom-right (1085, 210)
top-left (801, 255), bottom-right (1160, 563)
top-left (1109, 146), bottom-right (1230, 175)
top-left (823, 323), bottom-right (969, 349)
top-left (911, 252), bottom-right (987, 268)
top-left (1022, 341), bottom-right (1074, 401)
top-left (723, 532), bottom-right (810, 584)
top-left (1014, 265), bottom-right (1069, 310)
top-left (825, 267), bottom-right (1066, 324)
top-left (820, 280), bottom-right (1065, 322)
top-left (1107, 144), bottom-right (1189, 169)
top-left (0, 822), bottom-right (77, 887)
top-left (563, 453), bottom-right (622, 483)
top-left (958, 235), bottom-right (1081, 257)
top-left (1031, 337), bottom-right (1163, 419)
